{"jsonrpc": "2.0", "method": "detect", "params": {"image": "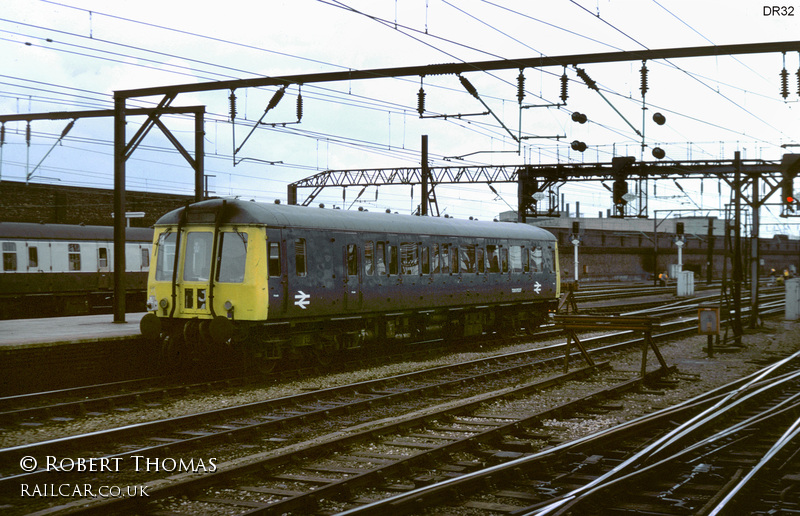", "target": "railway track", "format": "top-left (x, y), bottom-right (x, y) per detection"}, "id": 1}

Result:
top-left (2, 299), bottom-right (772, 514)
top-left (0, 289), bottom-right (788, 514)
top-left (1, 287), bottom-right (780, 428)
top-left (340, 349), bottom-right (800, 516)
